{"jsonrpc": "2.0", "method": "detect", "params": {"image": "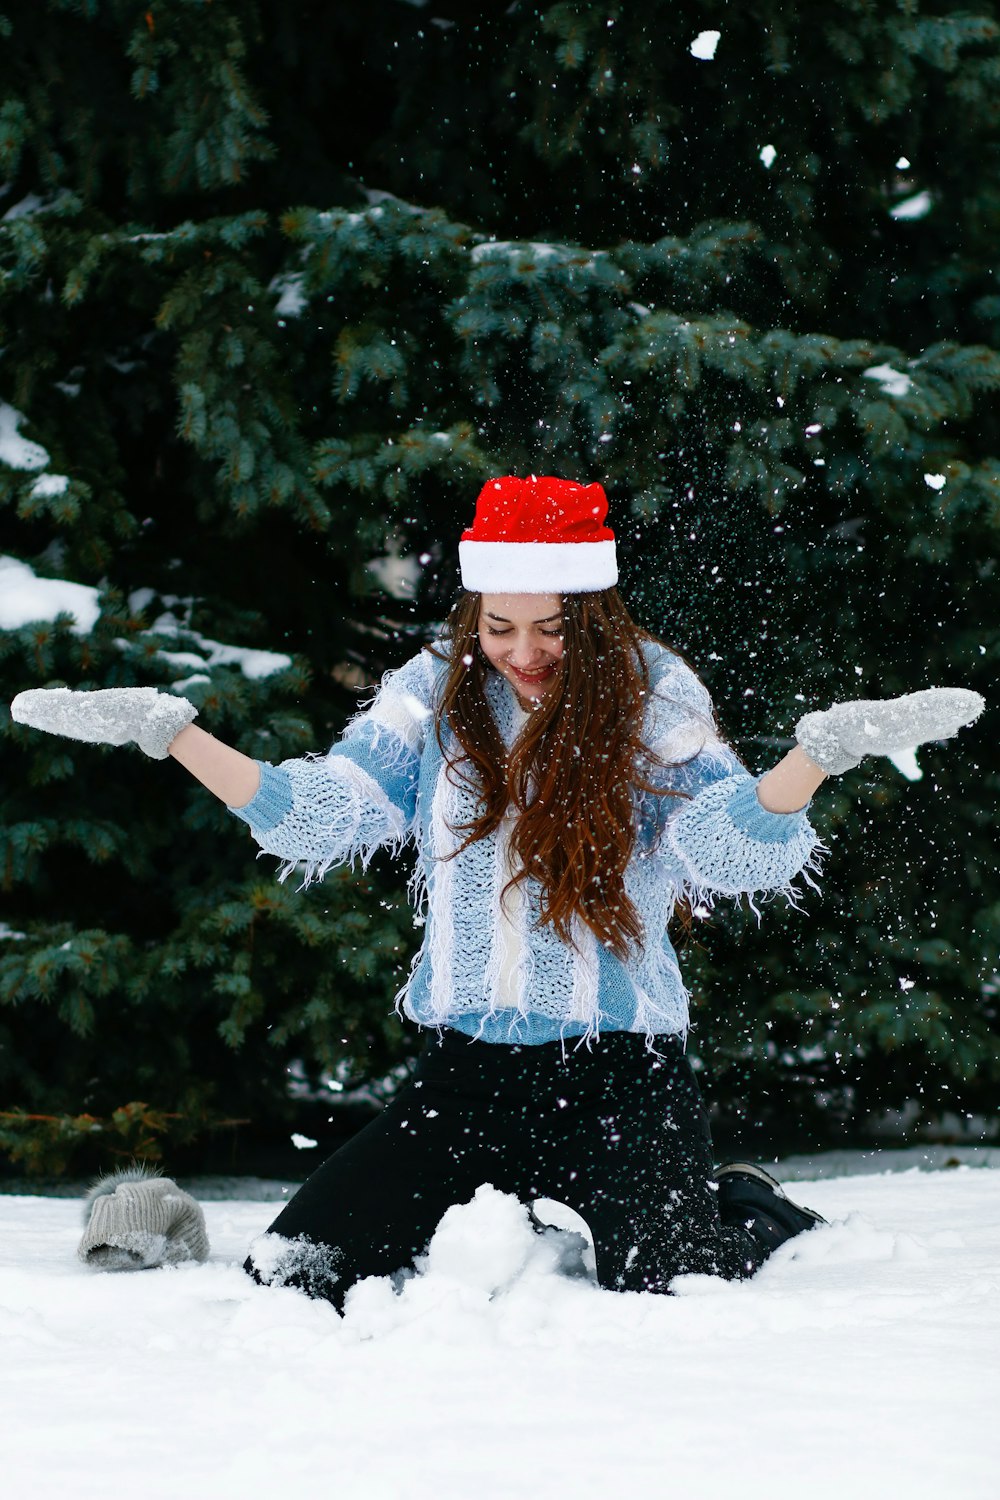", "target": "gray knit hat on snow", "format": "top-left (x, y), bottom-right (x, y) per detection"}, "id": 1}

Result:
top-left (78, 1164), bottom-right (210, 1271)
